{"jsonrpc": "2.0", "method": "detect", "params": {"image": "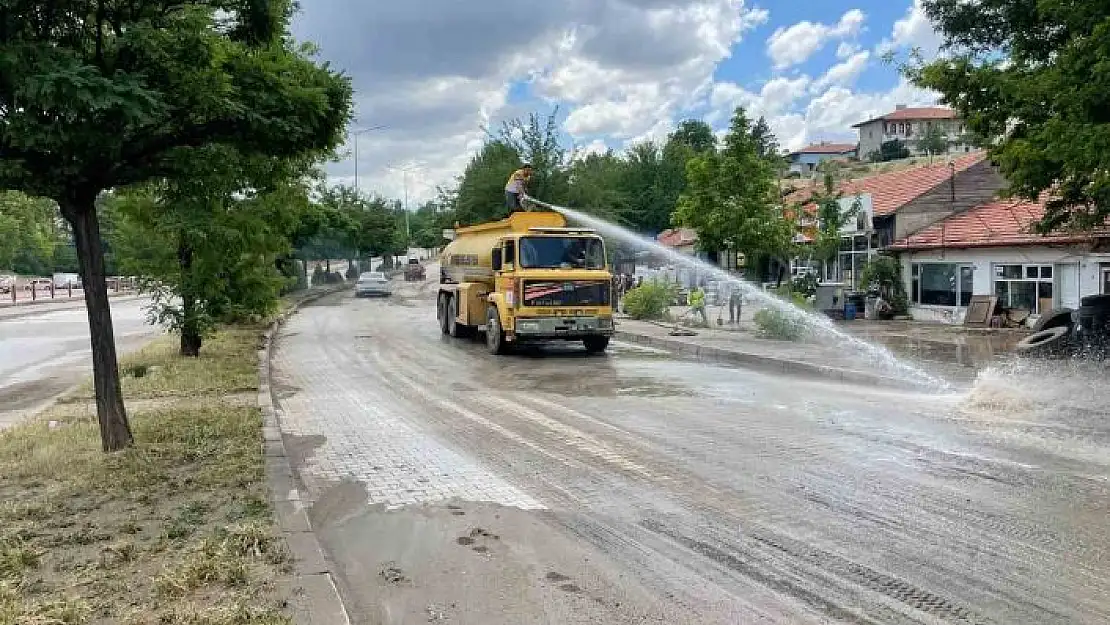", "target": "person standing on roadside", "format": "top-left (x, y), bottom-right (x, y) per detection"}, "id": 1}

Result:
top-left (504, 163), bottom-right (533, 213)
top-left (689, 283), bottom-right (708, 327)
top-left (729, 282), bottom-right (743, 325)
